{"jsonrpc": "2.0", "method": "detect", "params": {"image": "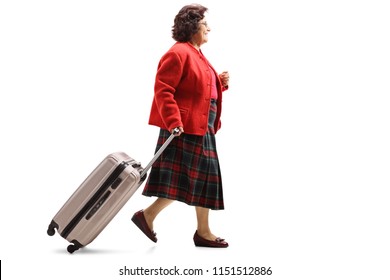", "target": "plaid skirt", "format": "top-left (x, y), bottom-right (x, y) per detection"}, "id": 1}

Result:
top-left (142, 100), bottom-right (224, 210)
